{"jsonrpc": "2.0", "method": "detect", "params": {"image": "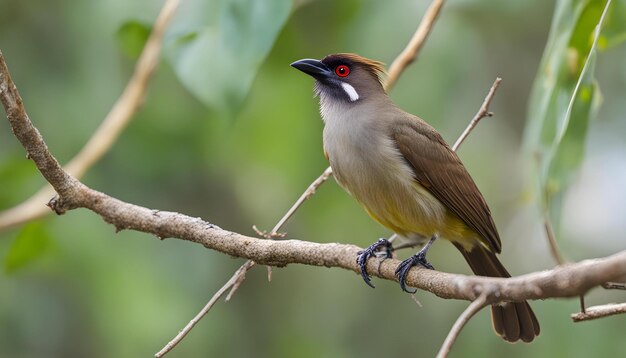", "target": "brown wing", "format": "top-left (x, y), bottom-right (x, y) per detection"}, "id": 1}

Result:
top-left (391, 118), bottom-right (501, 253)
